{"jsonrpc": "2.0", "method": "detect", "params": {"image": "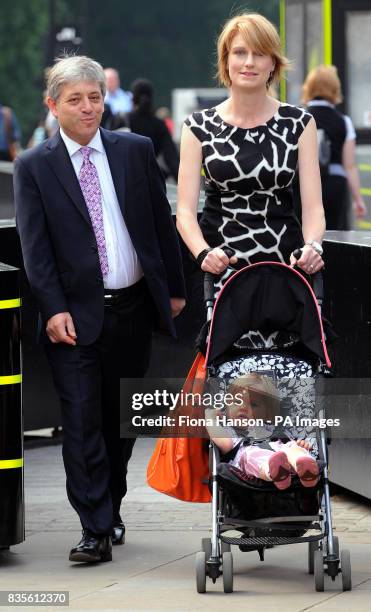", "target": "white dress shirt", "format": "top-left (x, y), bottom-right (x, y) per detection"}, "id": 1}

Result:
top-left (60, 128), bottom-right (143, 289)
